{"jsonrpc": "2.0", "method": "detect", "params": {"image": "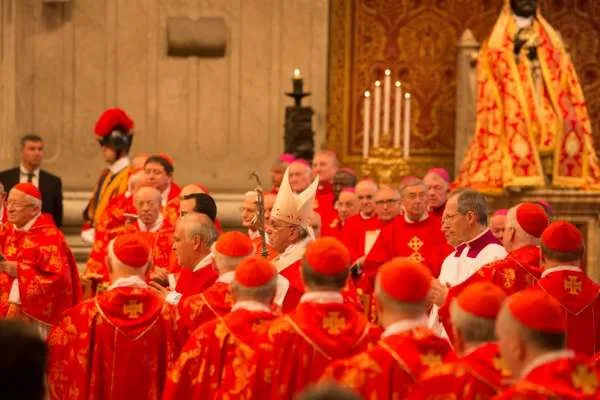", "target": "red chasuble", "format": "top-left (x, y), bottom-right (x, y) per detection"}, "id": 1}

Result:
top-left (162, 307), bottom-right (276, 400)
top-left (0, 214), bottom-right (81, 326)
top-left (315, 182), bottom-right (337, 237)
top-left (175, 262), bottom-right (219, 302)
top-left (362, 214), bottom-right (452, 289)
top-left (494, 353), bottom-right (600, 399)
top-left (250, 300), bottom-right (378, 399)
top-left (178, 281), bottom-right (233, 338)
top-left (410, 342), bottom-right (511, 400)
top-left (321, 214), bottom-right (343, 239)
top-left (339, 214), bottom-right (382, 263)
top-left (323, 325), bottom-right (454, 399)
top-left (47, 286), bottom-right (181, 400)
top-left (279, 259), bottom-right (305, 313)
top-left (537, 267), bottom-right (600, 356)
top-left (85, 218), bottom-right (175, 282)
